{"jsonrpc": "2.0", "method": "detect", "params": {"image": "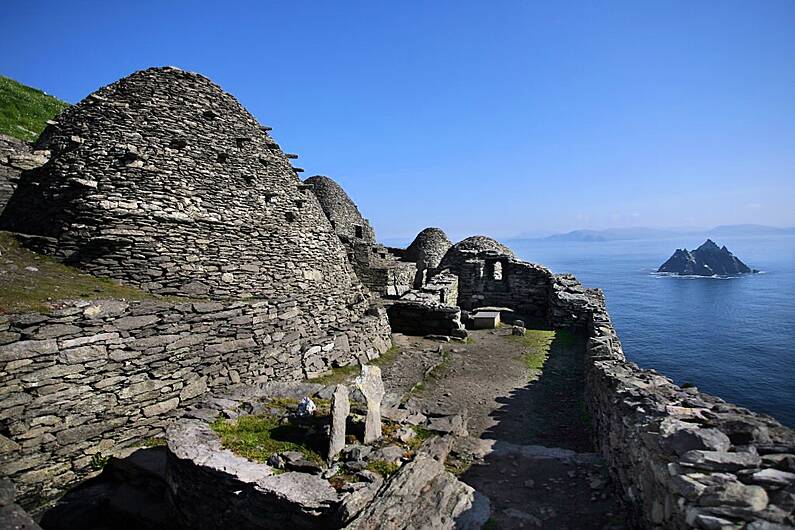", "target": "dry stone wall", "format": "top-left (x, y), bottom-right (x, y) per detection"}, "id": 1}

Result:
top-left (0, 297), bottom-right (391, 509)
top-left (456, 254), bottom-right (551, 323)
top-left (547, 280), bottom-right (795, 528)
top-left (0, 68), bottom-right (365, 317)
top-left (0, 134), bottom-right (48, 215)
